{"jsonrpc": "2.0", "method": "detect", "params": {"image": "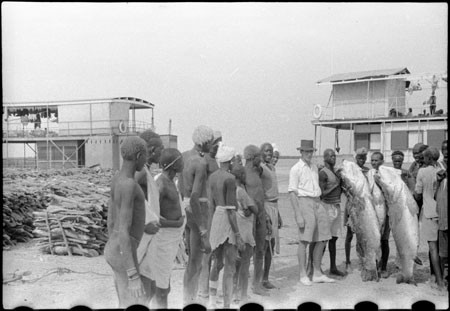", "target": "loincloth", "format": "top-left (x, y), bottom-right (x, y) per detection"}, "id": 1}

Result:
top-left (264, 201), bottom-right (280, 254)
top-left (209, 206), bottom-right (236, 251)
top-left (236, 211), bottom-right (255, 247)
